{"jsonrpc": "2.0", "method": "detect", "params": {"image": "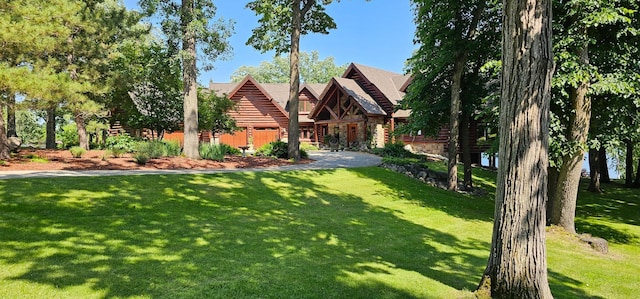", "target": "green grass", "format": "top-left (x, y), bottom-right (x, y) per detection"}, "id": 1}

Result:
top-left (0, 167), bottom-right (638, 298)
